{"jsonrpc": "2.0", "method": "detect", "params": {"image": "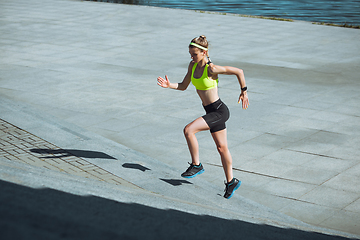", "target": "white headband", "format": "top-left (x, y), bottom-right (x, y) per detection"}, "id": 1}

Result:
top-left (189, 42), bottom-right (208, 51)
